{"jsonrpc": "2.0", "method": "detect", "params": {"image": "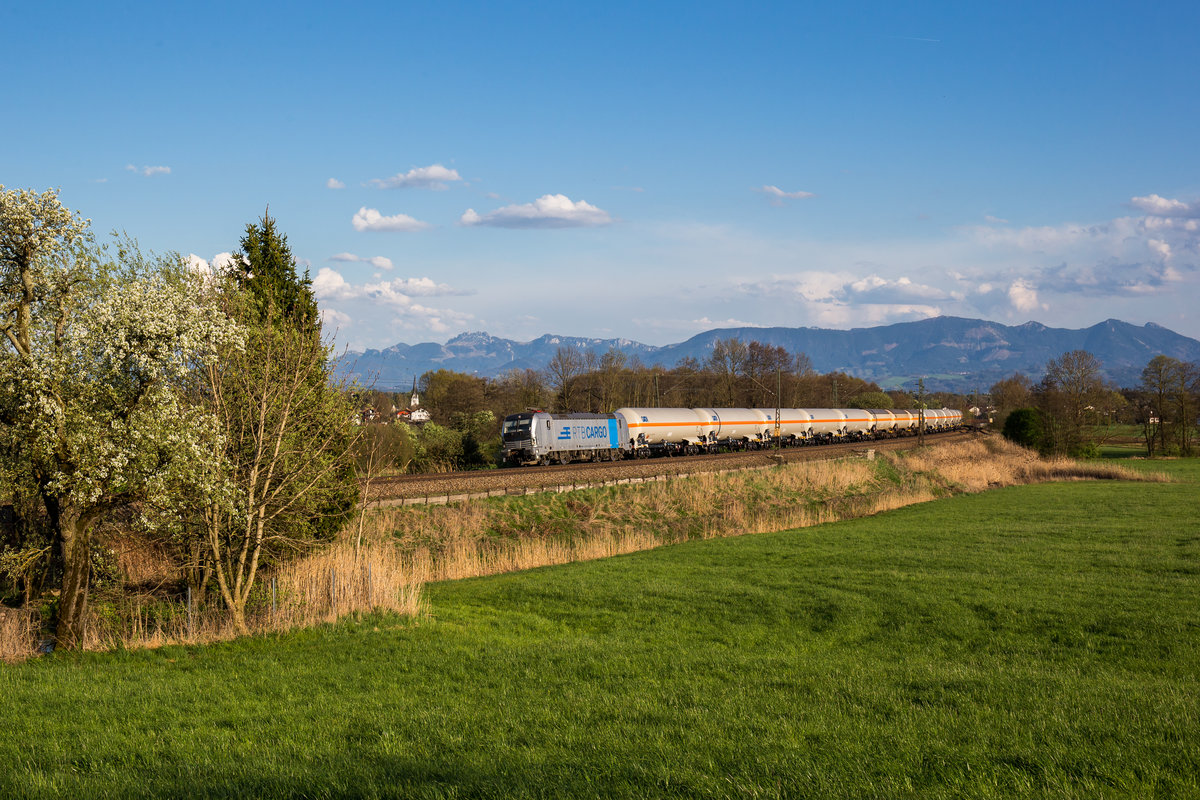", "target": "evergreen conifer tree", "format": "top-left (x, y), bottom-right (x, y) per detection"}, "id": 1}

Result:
top-left (233, 211), bottom-right (319, 332)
